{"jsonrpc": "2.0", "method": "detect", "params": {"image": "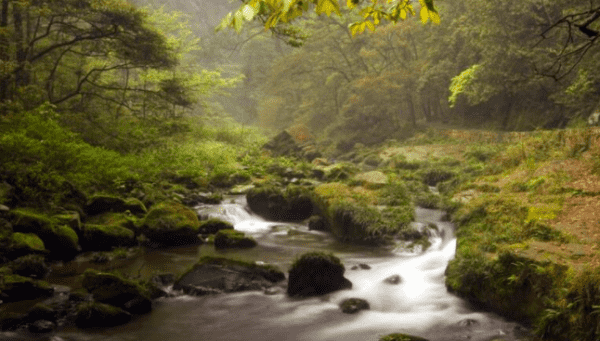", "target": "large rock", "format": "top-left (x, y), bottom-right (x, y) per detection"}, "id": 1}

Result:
top-left (198, 218), bottom-right (234, 234)
top-left (81, 269), bottom-right (152, 314)
top-left (85, 195), bottom-right (127, 216)
top-left (74, 301), bottom-right (132, 328)
top-left (141, 201), bottom-right (201, 246)
top-left (340, 298), bottom-right (370, 314)
top-left (287, 252), bottom-right (352, 297)
top-left (7, 232), bottom-right (47, 258)
top-left (246, 185), bottom-right (313, 221)
top-left (214, 230), bottom-right (257, 249)
top-left (9, 209), bottom-right (80, 260)
top-left (0, 270), bottom-right (54, 302)
top-left (8, 254), bottom-right (50, 279)
top-left (84, 195), bottom-right (147, 216)
top-left (174, 256), bottom-right (285, 294)
top-left (81, 213), bottom-right (136, 251)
